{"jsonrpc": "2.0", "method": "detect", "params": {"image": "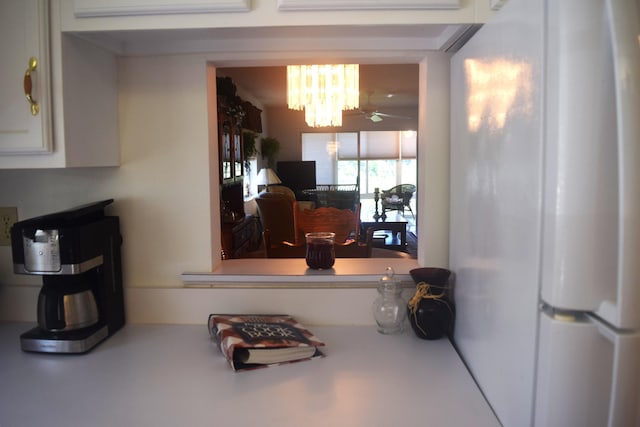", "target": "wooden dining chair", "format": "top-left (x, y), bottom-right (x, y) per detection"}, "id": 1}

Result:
top-left (263, 228), bottom-right (373, 259)
top-left (293, 203), bottom-right (361, 244)
top-left (262, 229), bottom-right (306, 258)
